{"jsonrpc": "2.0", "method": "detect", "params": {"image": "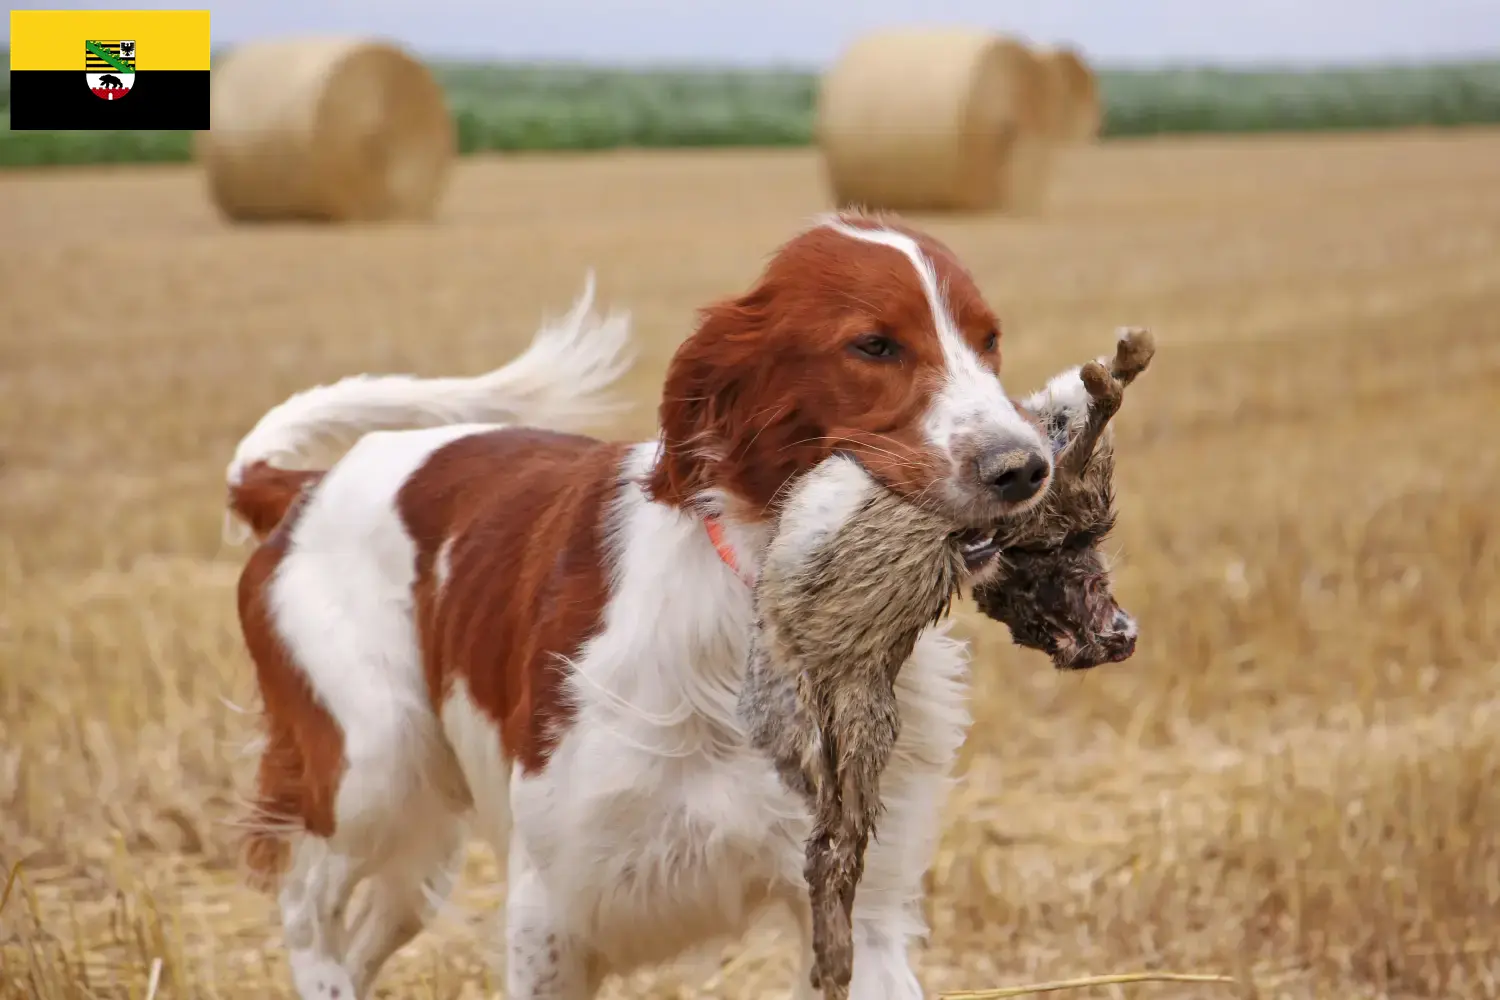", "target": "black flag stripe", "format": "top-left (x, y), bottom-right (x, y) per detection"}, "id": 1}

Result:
top-left (9, 71), bottom-right (208, 128)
